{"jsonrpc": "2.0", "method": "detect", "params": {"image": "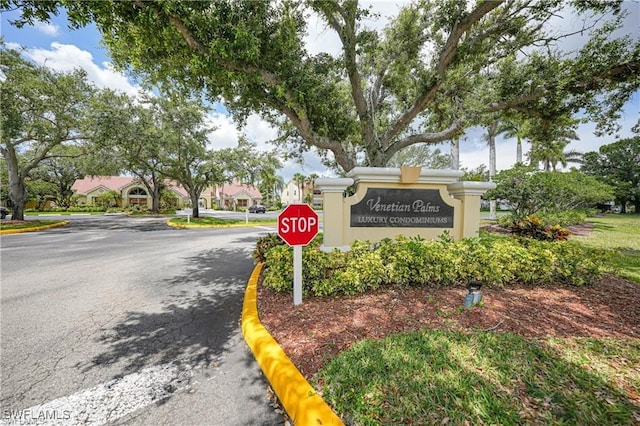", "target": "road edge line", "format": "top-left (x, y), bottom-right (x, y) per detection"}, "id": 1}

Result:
top-left (165, 219), bottom-right (274, 229)
top-left (241, 263), bottom-right (344, 426)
